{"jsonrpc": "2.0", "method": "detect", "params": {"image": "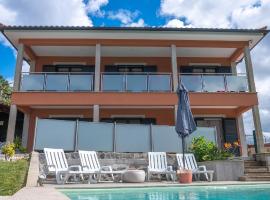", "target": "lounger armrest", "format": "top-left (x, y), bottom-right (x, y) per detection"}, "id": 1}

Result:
top-left (198, 165), bottom-right (207, 172)
top-left (68, 165), bottom-right (82, 171)
top-left (167, 165), bottom-right (174, 172)
top-left (101, 165), bottom-right (113, 171)
top-left (81, 165), bottom-right (90, 171)
top-left (46, 164), bottom-right (56, 171)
